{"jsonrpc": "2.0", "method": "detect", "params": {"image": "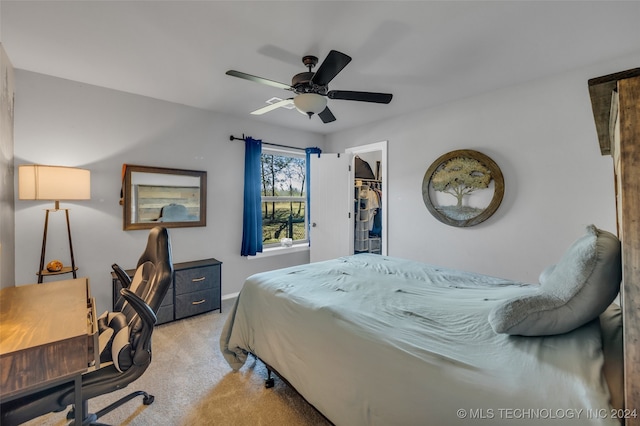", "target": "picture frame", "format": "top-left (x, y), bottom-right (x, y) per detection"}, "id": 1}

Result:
top-left (421, 149), bottom-right (504, 227)
top-left (123, 164), bottom-right (207, 230)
